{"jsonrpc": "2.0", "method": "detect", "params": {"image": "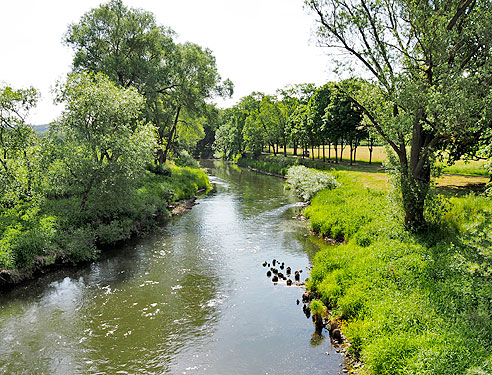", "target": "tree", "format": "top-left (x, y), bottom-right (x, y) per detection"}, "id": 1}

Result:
top-left (308, 83), bottom-right (332, 161)
top-left (282, 83), bottom-right (316, 156)
top-left (324, 83), bottom-right (363, 164)
top-left (307, 0), bottom-right (492, 231)
top-left (50, 72), bottom-right (155, 212)
top-left (0, 85), bottom-right (39, 207)
top-left (65, 0), bottom-right (232, 165)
